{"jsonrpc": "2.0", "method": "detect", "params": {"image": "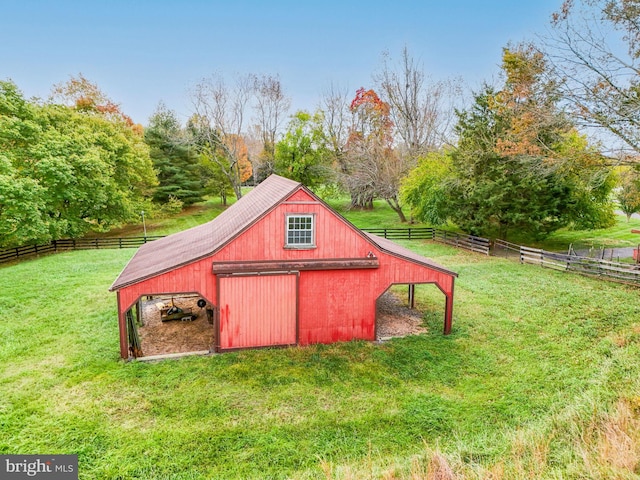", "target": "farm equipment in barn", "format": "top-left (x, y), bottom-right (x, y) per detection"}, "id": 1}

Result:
top-left (159, 298), bottom-right (197, 322)
top-left (197, 298), bottom-right (215, 325)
